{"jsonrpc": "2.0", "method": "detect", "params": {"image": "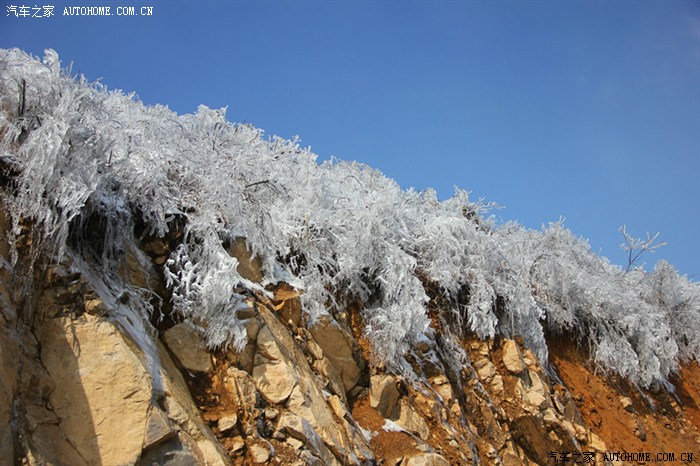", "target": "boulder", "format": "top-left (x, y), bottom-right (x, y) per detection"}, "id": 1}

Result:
top-left (139, 432), bottom-right (203, 466)
top-left (217, 414), bottom-right (238, 433)
top-left (502, 339), bottom-right (526, 375)
top-left (395, 398), bottom-right (430, 440)
top-left (162, 322), bottom-right (213, 373)
top-left (430, 375), bottom-right (453, 403)
top-left (370, 374), bottom-right (400, 418)
top-left (620, 397), bottom-right (633, 412)
top-left (474, 358), bottom-right (497, 381)
top-left (252, 325), bottom-right (297, 403)
top-left (313, 356), bottom-right (347, 404)
top-left (277, 412), bottom-right (340, 466)
top-left (144, 407), bottom-right (177, 449)
top-left (309, 314), bottom-right (361, 392)
top-left (250, 443), bottom-right (270, 463)
top-left (39, 314), bottom-right (153, 466)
